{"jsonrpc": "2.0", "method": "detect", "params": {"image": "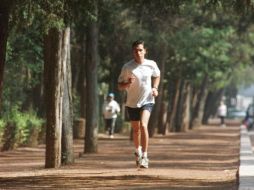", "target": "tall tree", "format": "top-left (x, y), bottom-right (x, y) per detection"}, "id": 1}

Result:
top-left (42, 0), bottom-right (74, 167)
top-left (0, 0), bottom-right (14, 113)
top-left (61, 27), bottom-right (74, 165)
top-left (44, 28), bottom-right (65, 168)
top-left (84, 0), bottom-right (99, 153)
